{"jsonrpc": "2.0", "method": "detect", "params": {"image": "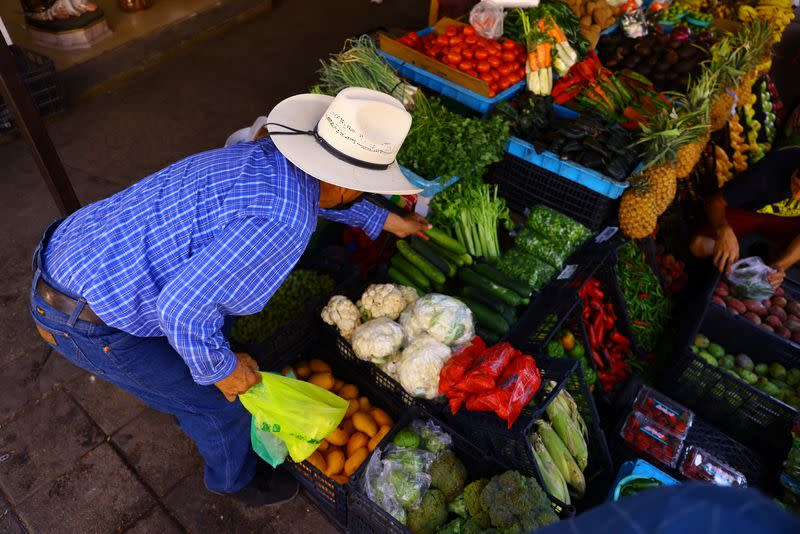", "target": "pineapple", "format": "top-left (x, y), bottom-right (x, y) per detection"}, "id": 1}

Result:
top-left (651, 165), bottom-right (678, 214)
top-left (715, 145), bottom-right (734, 187)
top-left (619, 183), bottom-right (657, 239)
top-left (676, 71), bottom-right (716, 179)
